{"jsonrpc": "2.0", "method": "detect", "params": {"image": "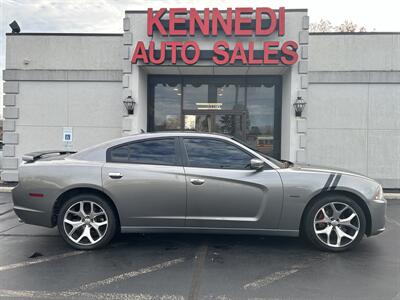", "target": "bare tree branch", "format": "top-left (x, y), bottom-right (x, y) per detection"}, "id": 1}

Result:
top-left (310, 19), bottom-right (367, 32)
